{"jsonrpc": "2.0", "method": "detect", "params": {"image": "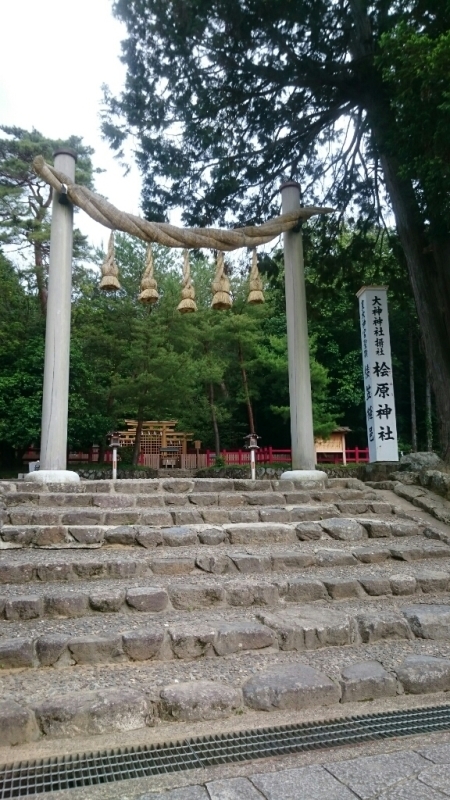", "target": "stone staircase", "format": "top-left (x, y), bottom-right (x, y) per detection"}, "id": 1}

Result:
top-left (2, 476), bottom-right (450, 754)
